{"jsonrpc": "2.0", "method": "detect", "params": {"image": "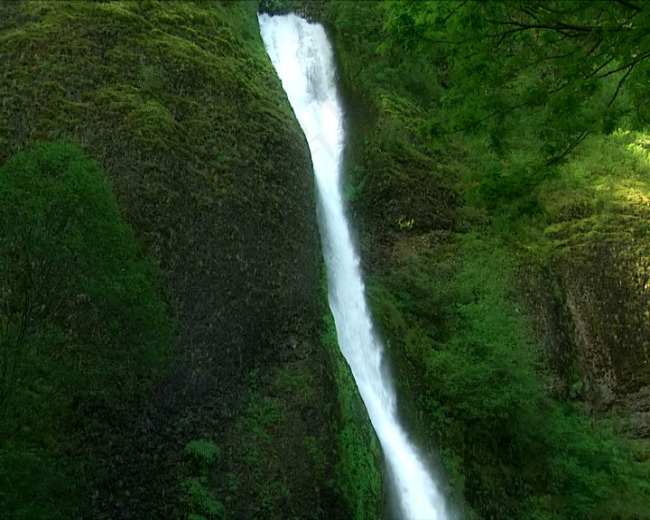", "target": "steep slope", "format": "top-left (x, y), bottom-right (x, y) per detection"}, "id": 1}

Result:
top-left (0, 1), bottom-right (381, 518)
top-left (291, 1), bottom-right (650, 519)
top-left (523, 132), bottom-right (650, 433)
